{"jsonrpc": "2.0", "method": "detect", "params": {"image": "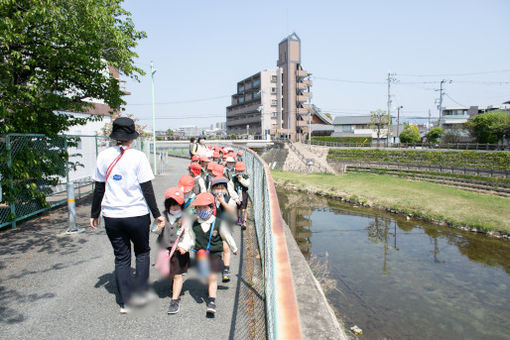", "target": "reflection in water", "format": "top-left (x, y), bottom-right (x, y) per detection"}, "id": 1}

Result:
top-left (277, 189), bottom-right (510, 340)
